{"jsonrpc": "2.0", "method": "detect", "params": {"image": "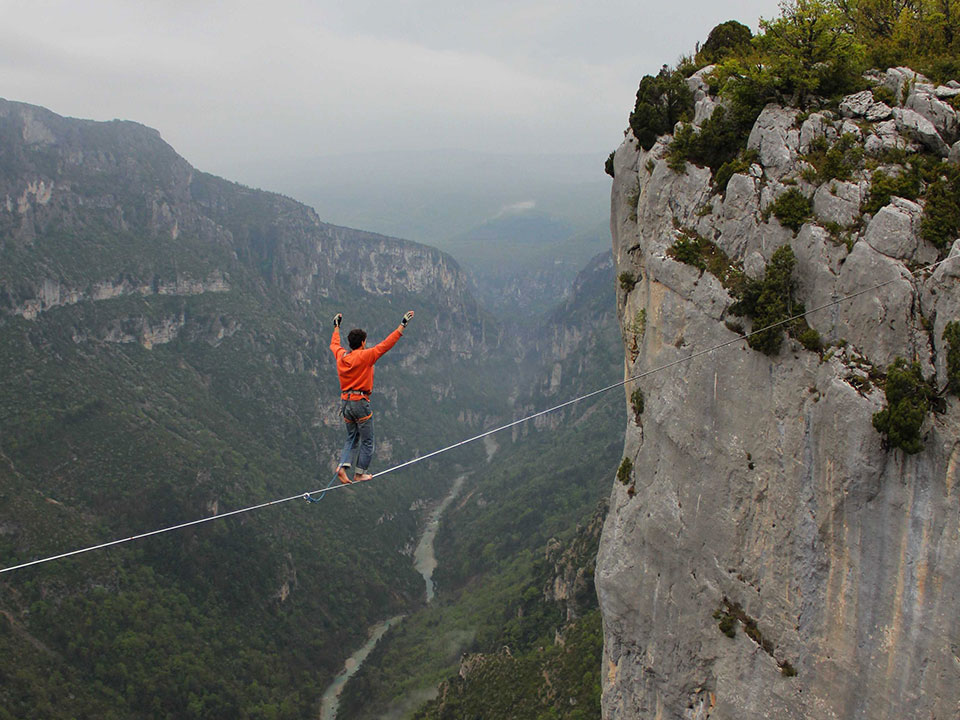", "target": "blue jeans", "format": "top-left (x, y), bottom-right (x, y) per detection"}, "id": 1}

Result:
top-left (339, 399), bottom-right (374, 473)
